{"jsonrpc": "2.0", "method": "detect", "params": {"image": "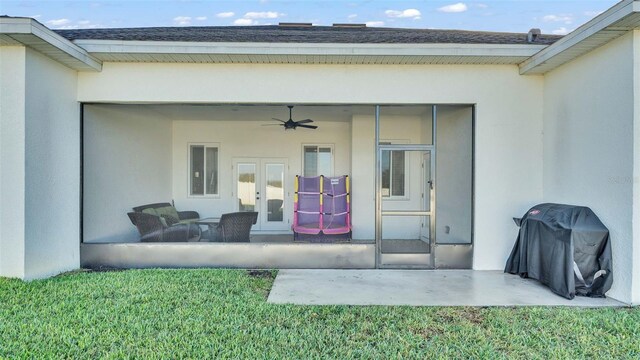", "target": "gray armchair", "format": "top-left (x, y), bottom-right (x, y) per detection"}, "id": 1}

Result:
top-left (207, 212), bottom-right (258, 242)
